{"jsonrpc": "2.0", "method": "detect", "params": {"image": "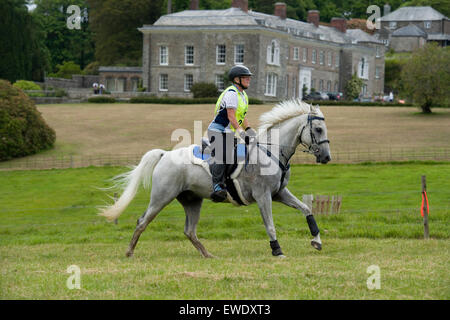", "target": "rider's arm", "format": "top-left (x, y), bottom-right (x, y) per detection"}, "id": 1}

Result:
top-left (227, 108), bottom-right (243, 134)
top-left (242, 118), bottom-right (250, 130)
